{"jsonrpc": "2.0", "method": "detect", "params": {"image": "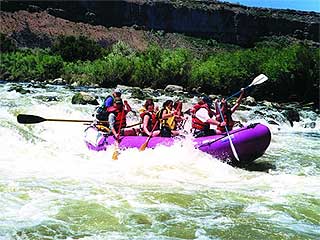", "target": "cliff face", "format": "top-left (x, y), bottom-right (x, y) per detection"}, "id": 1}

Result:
top-left (1, 0), bottom-right (319, 47)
